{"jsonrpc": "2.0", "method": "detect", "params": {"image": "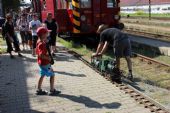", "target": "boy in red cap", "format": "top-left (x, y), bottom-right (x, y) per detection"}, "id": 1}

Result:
top-left (36, 27), bottom-right (61, 95)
